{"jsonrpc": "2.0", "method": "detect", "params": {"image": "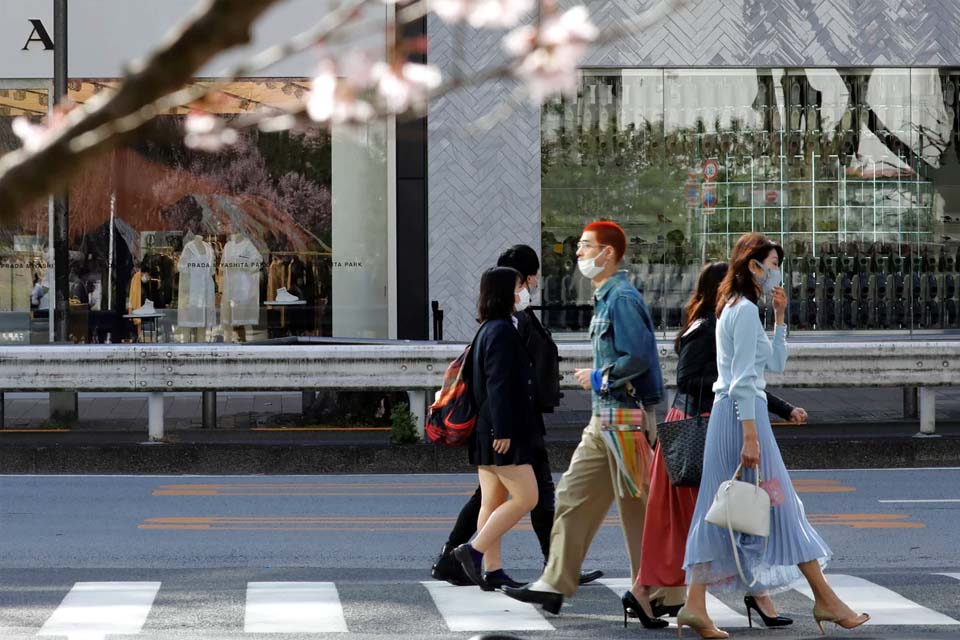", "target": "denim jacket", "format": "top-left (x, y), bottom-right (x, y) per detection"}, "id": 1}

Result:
top-left (589, 271), bottom-right (664, 413)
